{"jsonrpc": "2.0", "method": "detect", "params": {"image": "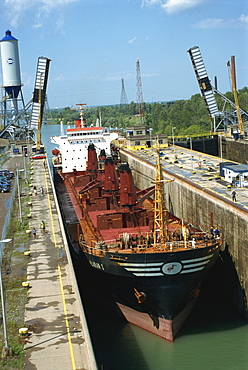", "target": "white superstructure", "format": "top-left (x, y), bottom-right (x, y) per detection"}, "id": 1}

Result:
top-left (51, 124), bottom-right (118, 173)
